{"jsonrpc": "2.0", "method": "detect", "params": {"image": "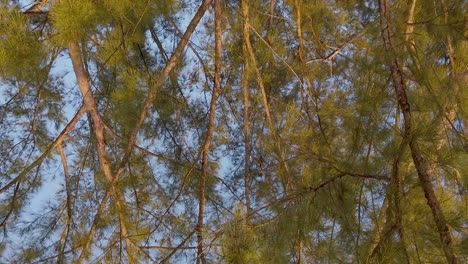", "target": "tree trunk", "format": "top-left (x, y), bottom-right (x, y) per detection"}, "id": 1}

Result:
top-left (241, 0), bottom-right (252, 218)
top-left (378, 1), bottom-right (457, 263)
top-left (69, 42), bottom-right (135, 263)
top-left (196, 0), bottom-right (222, 262)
